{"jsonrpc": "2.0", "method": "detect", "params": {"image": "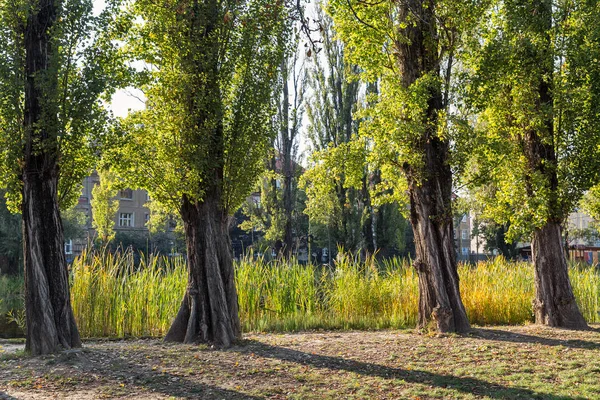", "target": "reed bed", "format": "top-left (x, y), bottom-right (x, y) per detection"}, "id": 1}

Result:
top-left (3, 251), bottom-right (599, 338)
top-left (70, 248), bottom-right (187, 337)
